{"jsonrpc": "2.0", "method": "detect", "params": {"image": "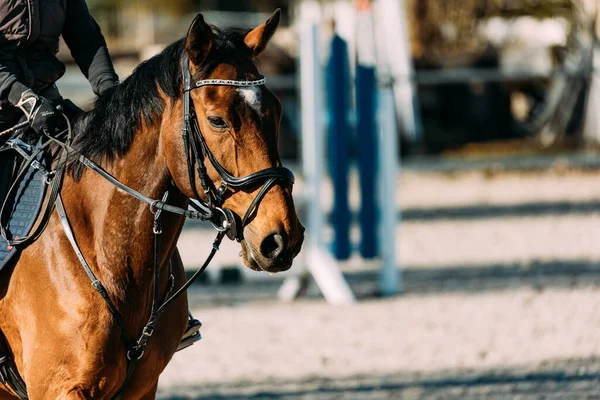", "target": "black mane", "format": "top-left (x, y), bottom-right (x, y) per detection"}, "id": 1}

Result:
top-left (69, 25), bottom-right (253, 179)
